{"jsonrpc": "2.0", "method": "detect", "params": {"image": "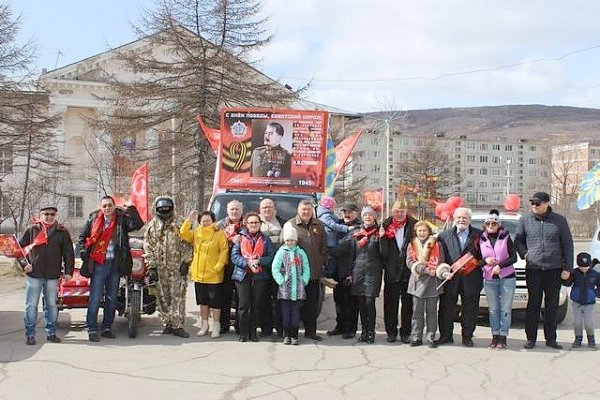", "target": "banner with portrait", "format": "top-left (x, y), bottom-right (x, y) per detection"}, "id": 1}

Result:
top-left (219, 108), bottom-right (328, 193)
